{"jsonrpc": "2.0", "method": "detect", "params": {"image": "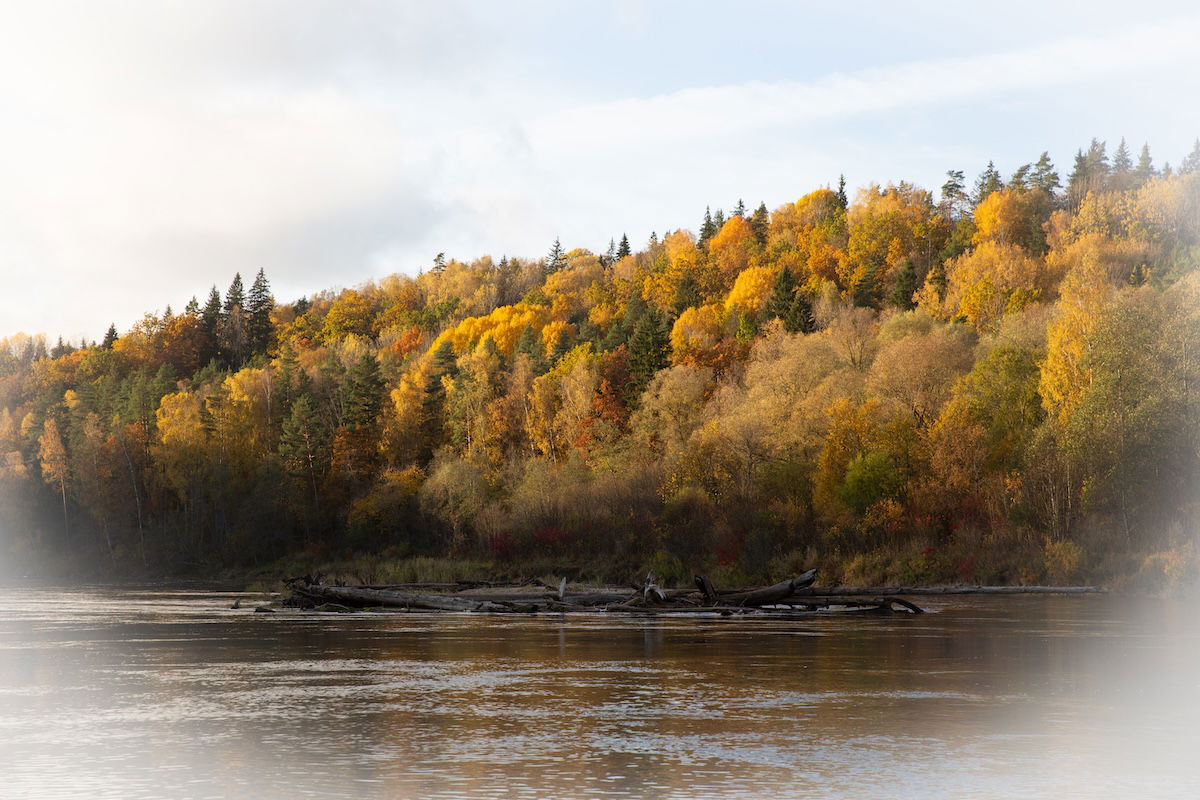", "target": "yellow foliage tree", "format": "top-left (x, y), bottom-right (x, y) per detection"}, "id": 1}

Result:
top-left (724, 266), bottom-right (779, 315)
